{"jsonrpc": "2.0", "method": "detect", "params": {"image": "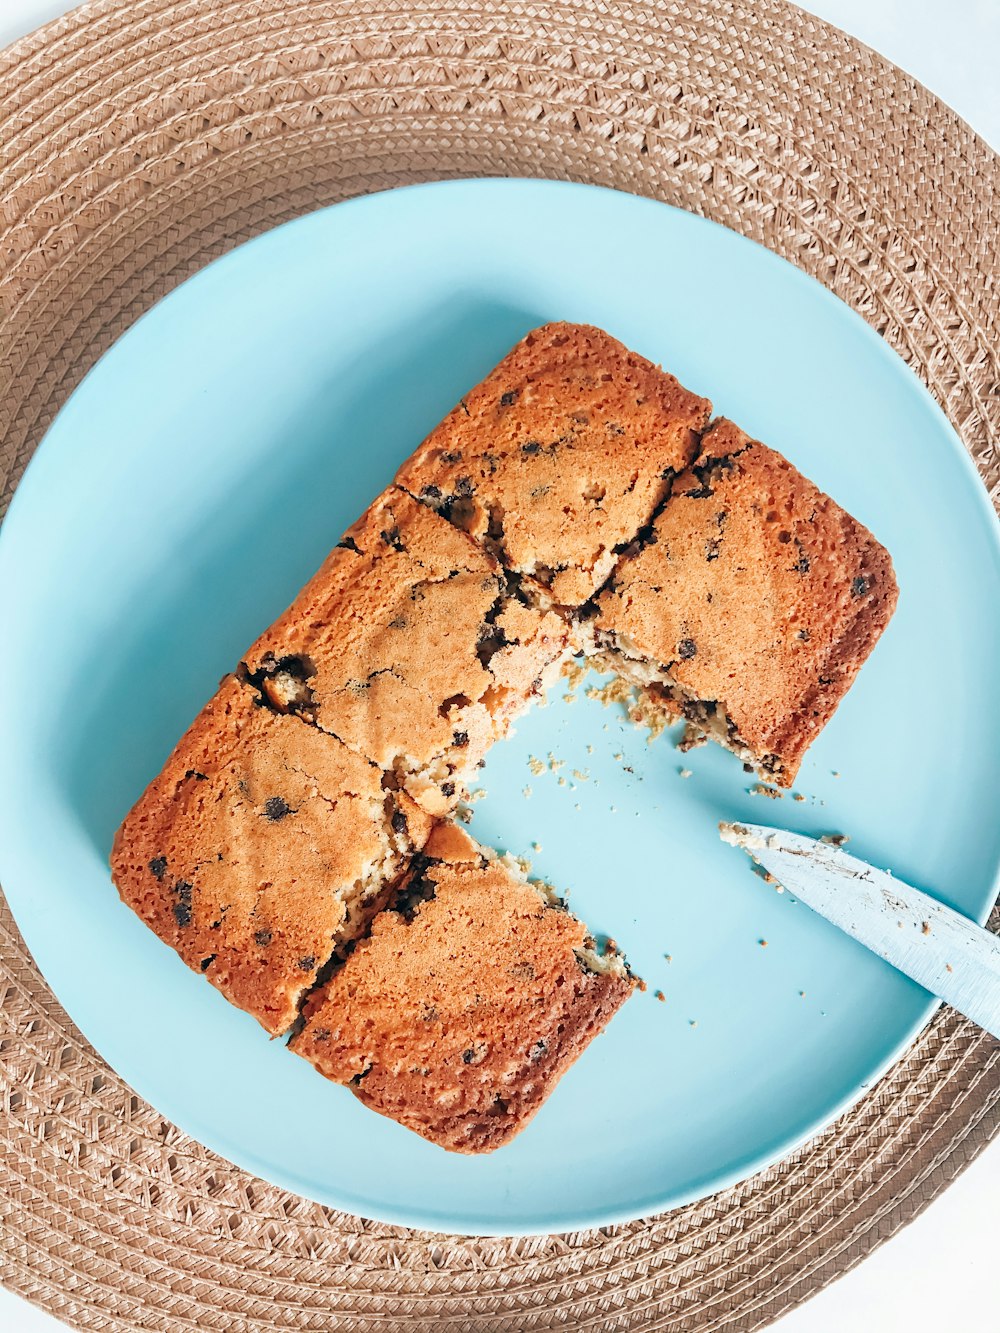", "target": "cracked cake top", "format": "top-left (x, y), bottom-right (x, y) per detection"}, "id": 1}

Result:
top-left (591, 418), bottom-right (898, 784)
top-left (291, 822), bottom-right (634, 1152)
top-left (394, 322), bottom-right (711, 610)
top-left (241, 486), bottom-right (569, 815)
top-left (110, 675), bottom-right (432, 1034)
